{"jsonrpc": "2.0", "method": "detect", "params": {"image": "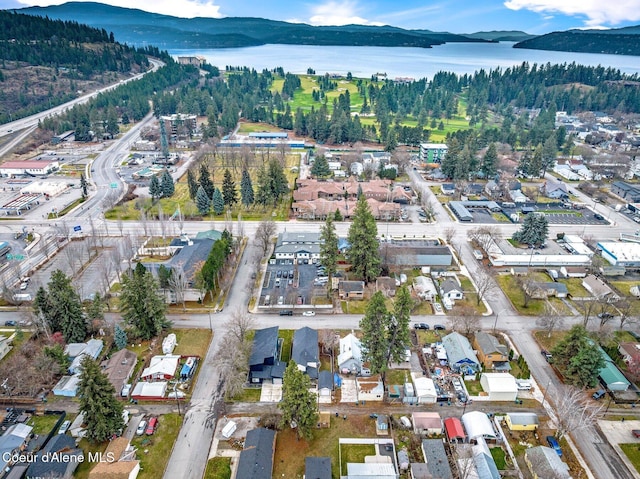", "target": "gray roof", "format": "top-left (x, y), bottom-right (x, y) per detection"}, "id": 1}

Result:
top-left (250, 327), bottom-right (279, 367)
top-left (339, 281), bottom-right (365, 293)
top-left (277, 231), bottom-right (322, 245)
top-left (384, 245), bottom-right (453, 267)
top-left (292, 327), bottom-right (319, 379)
top-left (305, 457), bottom-right (331, 479)
top-left (473, 451), bottom-right (500, 479)
top-left (26, 434), bottom-right (82, 479)
top-left (525, 446), bottom-right (570, 478)
top-left (506, 413), bottom-right (539, 426)
top-left (422, 439), bottom-right (453, 479)
top-left (449, 201), bottom-right (473, 221)
top-left (442, 332), bottom-right (480, 371)
top-left (318, 371), bottom-right (333, 390)
top-left (237, 428), bottom-right (276, 479)
top-left (475, 332), bottom-right (508, 356)
top-left (0, 424), bottom-right (33, 470)
top-left (169, 238), bottom-right (216, 283)
top-left (275, 243), bottom-right (321, 255)
top-left (440, 278), bottom-right (462, 294)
